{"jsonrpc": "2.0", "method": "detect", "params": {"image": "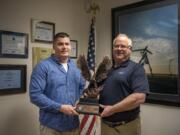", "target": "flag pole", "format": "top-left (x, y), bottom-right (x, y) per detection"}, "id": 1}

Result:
top-left (87, 0), bottom-right (100, 73)
top-left (80, 1), bottom-right (100, 135)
